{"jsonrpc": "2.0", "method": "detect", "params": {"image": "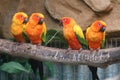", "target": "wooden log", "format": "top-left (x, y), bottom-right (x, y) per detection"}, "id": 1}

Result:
top-left (0, 39), bottom-right (120, 68)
